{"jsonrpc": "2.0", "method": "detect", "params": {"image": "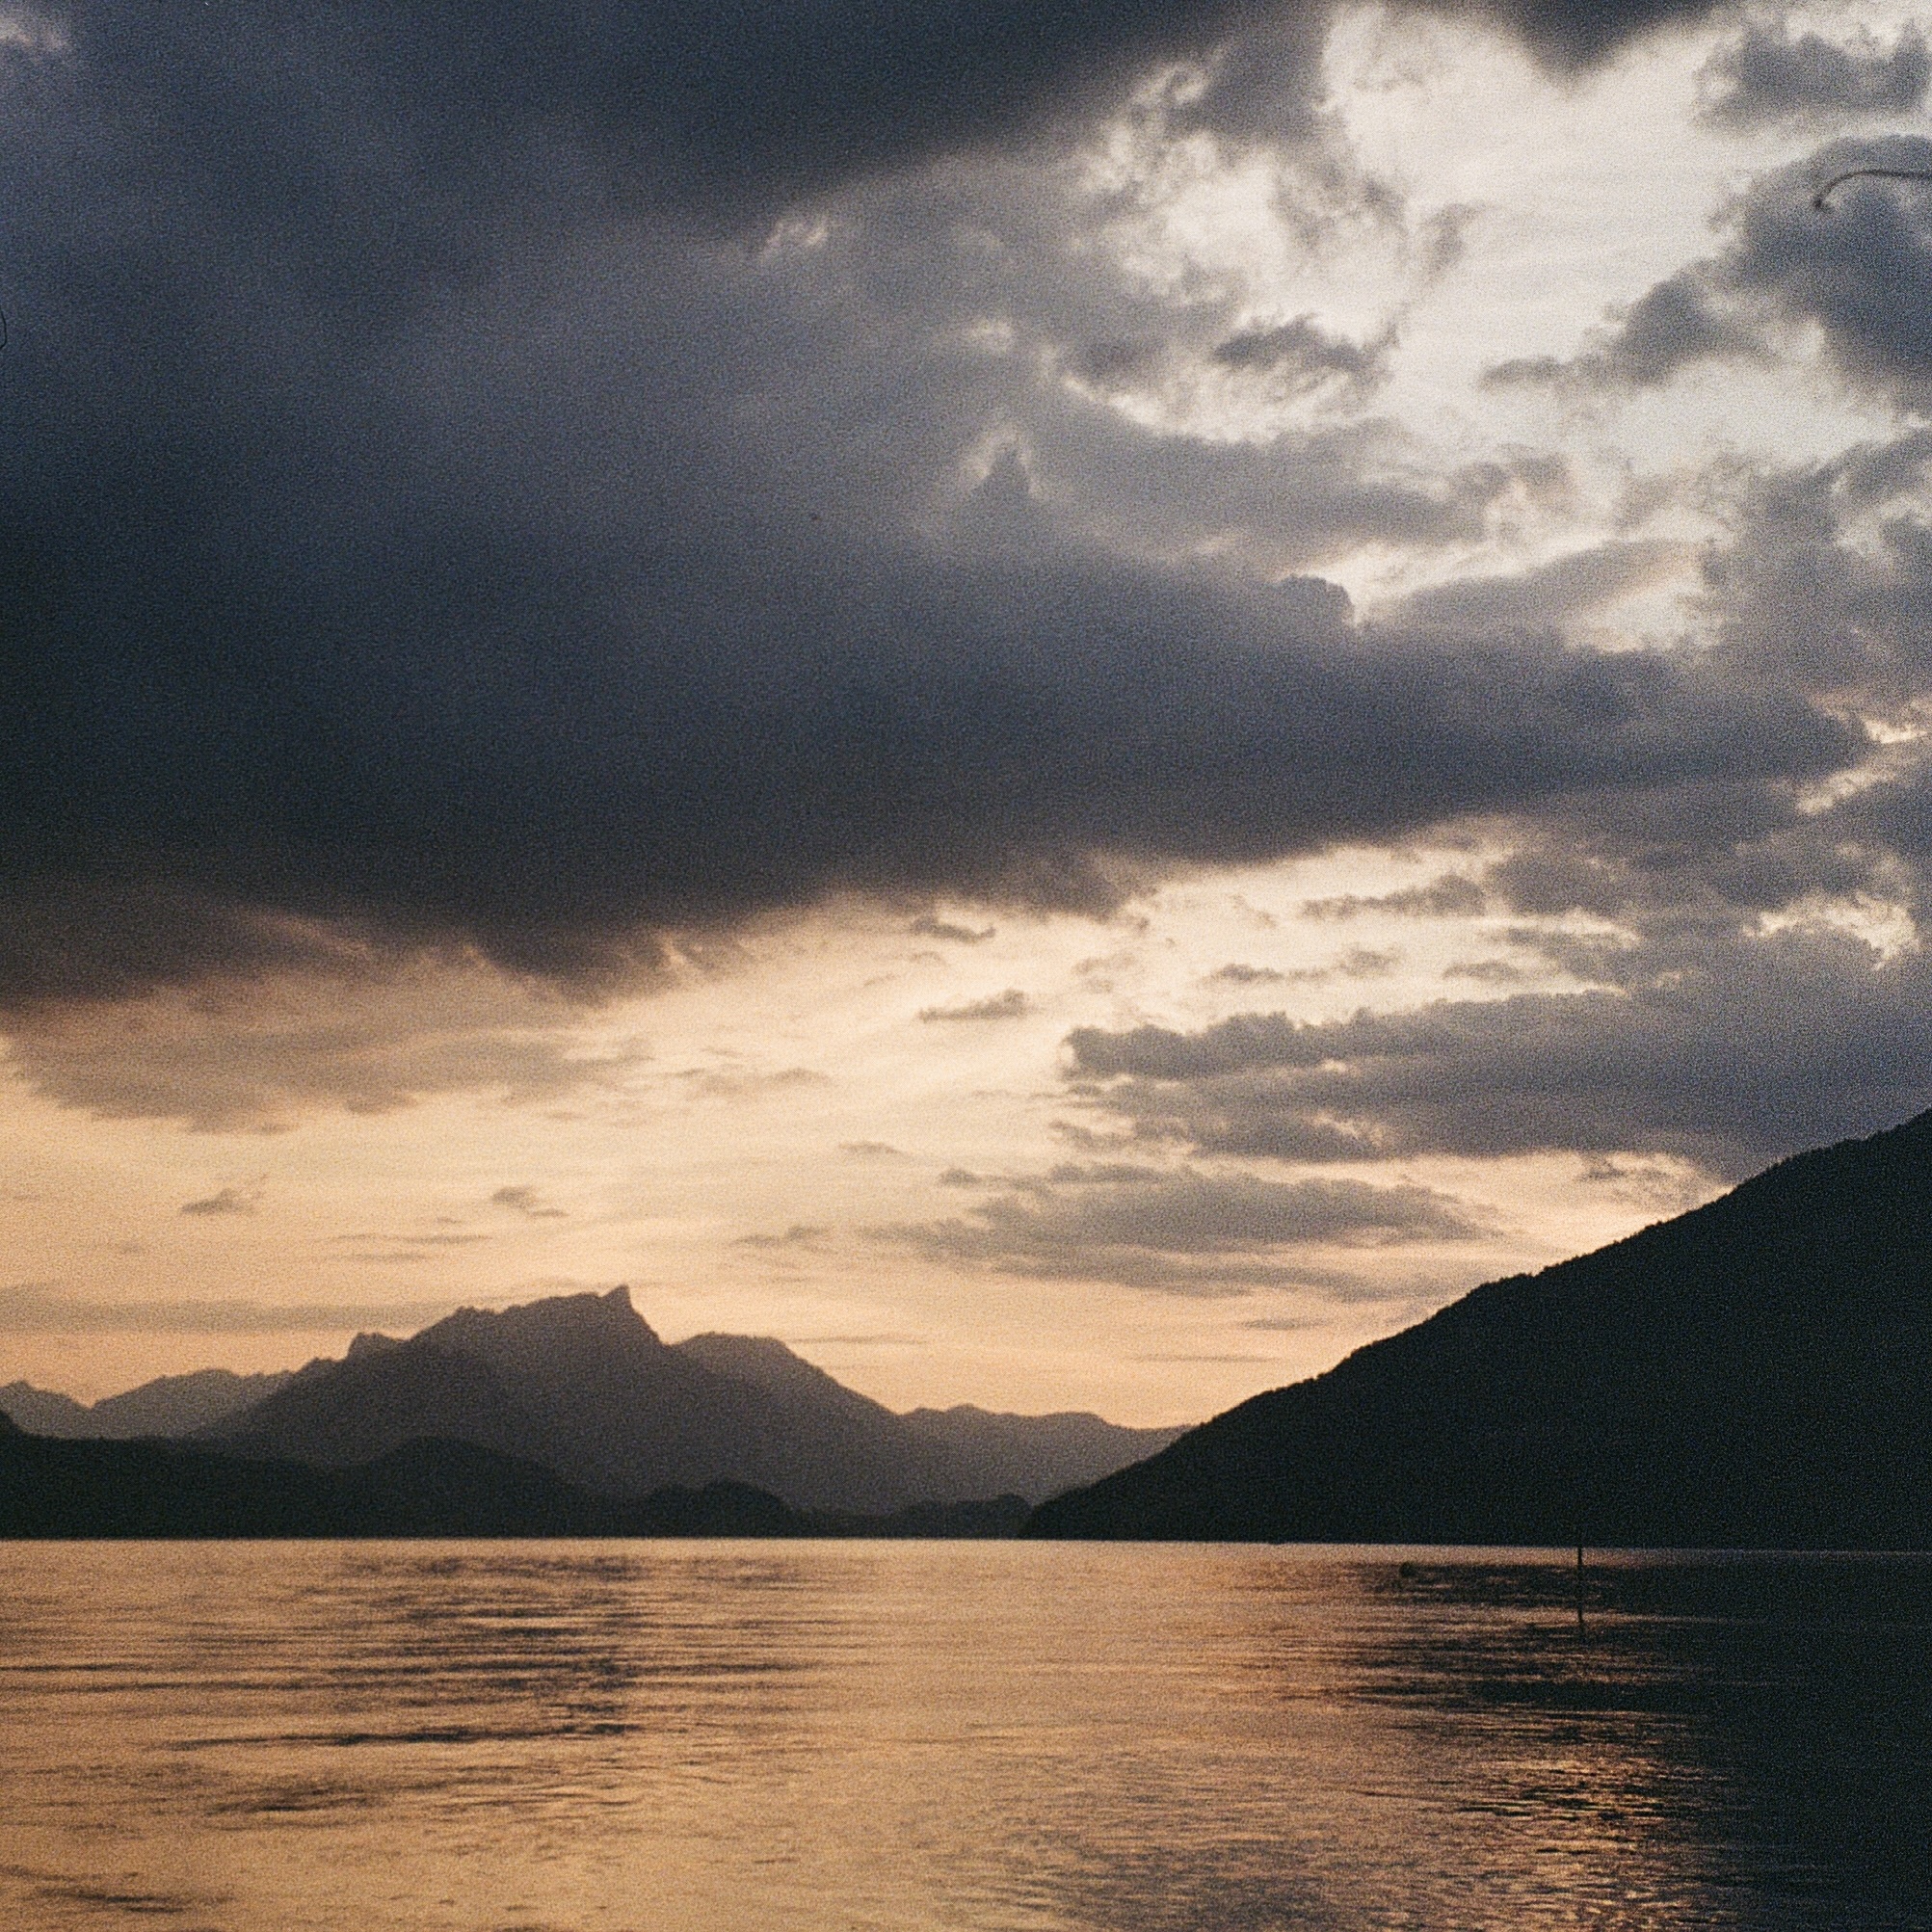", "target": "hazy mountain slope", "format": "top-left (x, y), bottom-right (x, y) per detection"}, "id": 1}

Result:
top-left (3, 1290), bottom-right (1179, 1511)
top-left (205, 1294), bottom-right (1177, 1509)
top-left (673, 1332), bottom-right (906, 1428)
top-left (675, 1333), bottom-right (1183, 1502)
top-left (0, 1383), bottom-right (94, 1436)
top-left (1030, 1108), bottom-right (1932, 1548)
top-left (0, 1422), bottom-right (824, 1538)
top-left (214, 1288), bottom-right (964, 1510)
top-left (426, 1293), bottom-right (967, 1507)
top-left (0, 1420), bottom-right (1033, 1540)
top-left (0, 1369), bottom-right (293, 1439)
top-left (87, 1369), bottom-right (295, 1437)
top-left (0, 1429), bottom-right (621, 1537)
top-left (900, 1405), bottom-right (1186, 1502)
top-left (216, 1342), bottom-right (547, 1469)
